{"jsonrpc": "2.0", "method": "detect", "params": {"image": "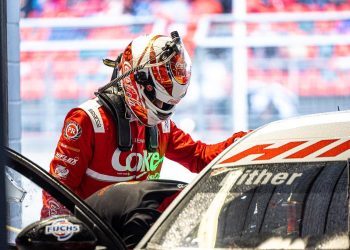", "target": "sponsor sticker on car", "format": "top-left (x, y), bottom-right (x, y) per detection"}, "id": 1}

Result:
top-left (228, 168), bottom-right (303, 186)
top-left (218, 138), bottom-right (350, 165)
top-left (45, 218), bottom-right (80, 241)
